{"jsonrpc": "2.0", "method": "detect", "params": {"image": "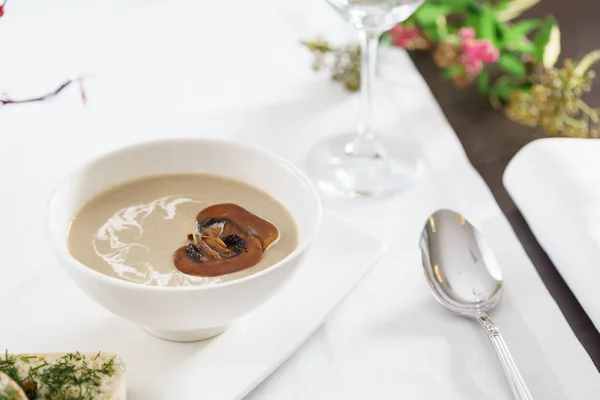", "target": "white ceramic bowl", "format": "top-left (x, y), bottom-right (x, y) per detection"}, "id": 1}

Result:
top-left (47, 138), bottom-right (322, 342)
